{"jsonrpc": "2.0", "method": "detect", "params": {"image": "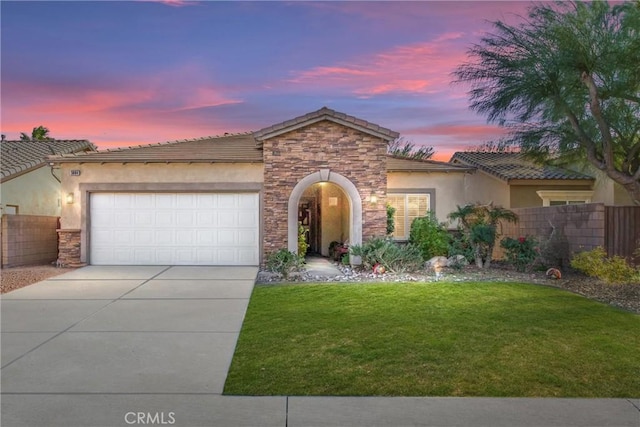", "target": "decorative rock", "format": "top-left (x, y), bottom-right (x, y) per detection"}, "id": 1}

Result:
top-left (425, 256), bottom-right (449, 271)
top-left (447, 255), bottom-right (469, 267)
